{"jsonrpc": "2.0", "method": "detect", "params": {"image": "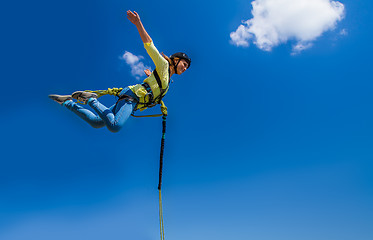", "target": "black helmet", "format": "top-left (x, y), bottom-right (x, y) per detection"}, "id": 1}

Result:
top-left (170, 52), bottom-right (191, 69)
